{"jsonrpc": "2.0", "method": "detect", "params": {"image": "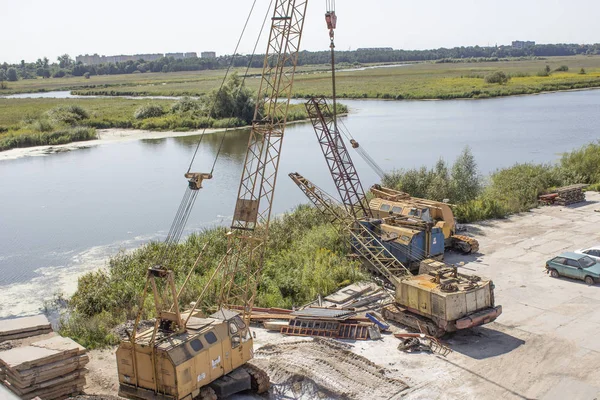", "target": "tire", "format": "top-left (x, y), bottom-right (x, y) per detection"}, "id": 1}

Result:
top-left (550, 269), bottom-right (559, 278)
top-left (585, 276), bottom-right (595, 285)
